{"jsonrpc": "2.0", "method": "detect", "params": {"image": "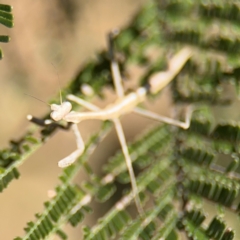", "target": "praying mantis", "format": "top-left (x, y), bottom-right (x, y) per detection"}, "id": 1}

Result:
top-left (28, 30), bottom-right (193, 215)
